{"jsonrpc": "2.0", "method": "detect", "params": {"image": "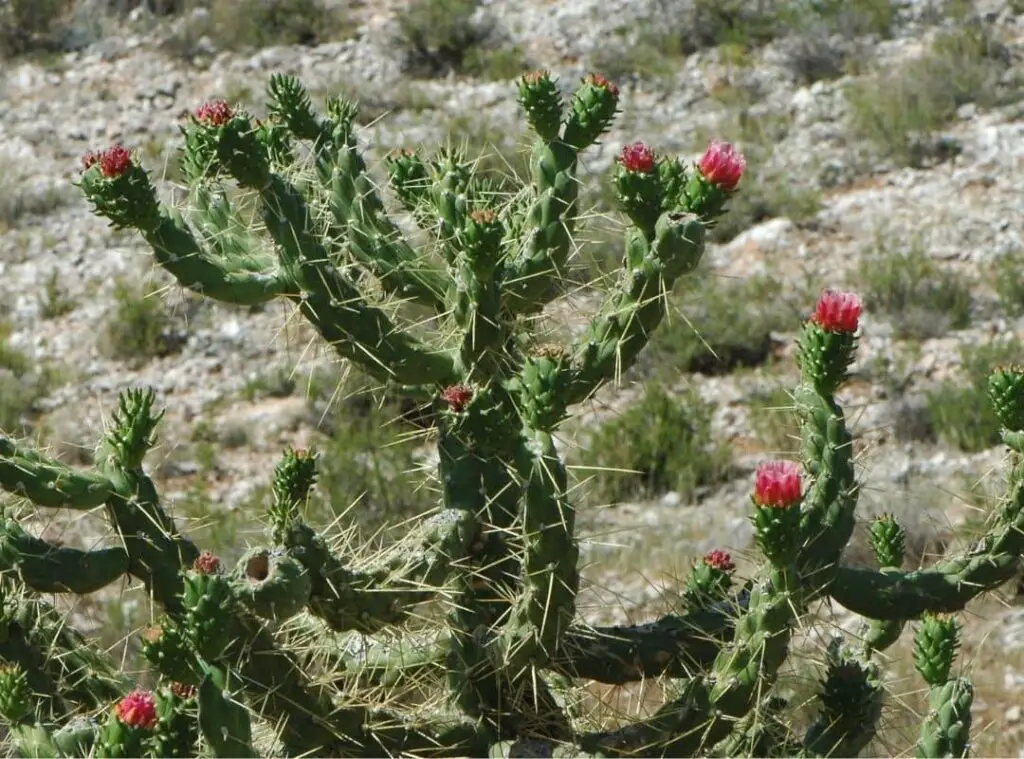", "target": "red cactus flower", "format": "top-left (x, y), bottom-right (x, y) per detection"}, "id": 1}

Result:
top-left (618, 142), bottom-right (656, 173)
top-left (194, 100), bottom-right (234, 126)
top-left (83, 145), bottom-right (133, 178)
top-left (753, 461), bottom-right (802, 509)
top-left (115, 689), bottom-right (158, 729)
top-left (585, 73), bottom-right (619, 97)
top-left (442, 385), bottom-right (473, 413)
top-left (703, 549), bottom-right (735, 572)
top-left (698, 141), bottom-right (745, 191)
top-left (194, 551), bottom-right (222, 575)
top-left (523, 70), bottom-right (550, 86)
top-left (811, 289), bottom-right (862, 334)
